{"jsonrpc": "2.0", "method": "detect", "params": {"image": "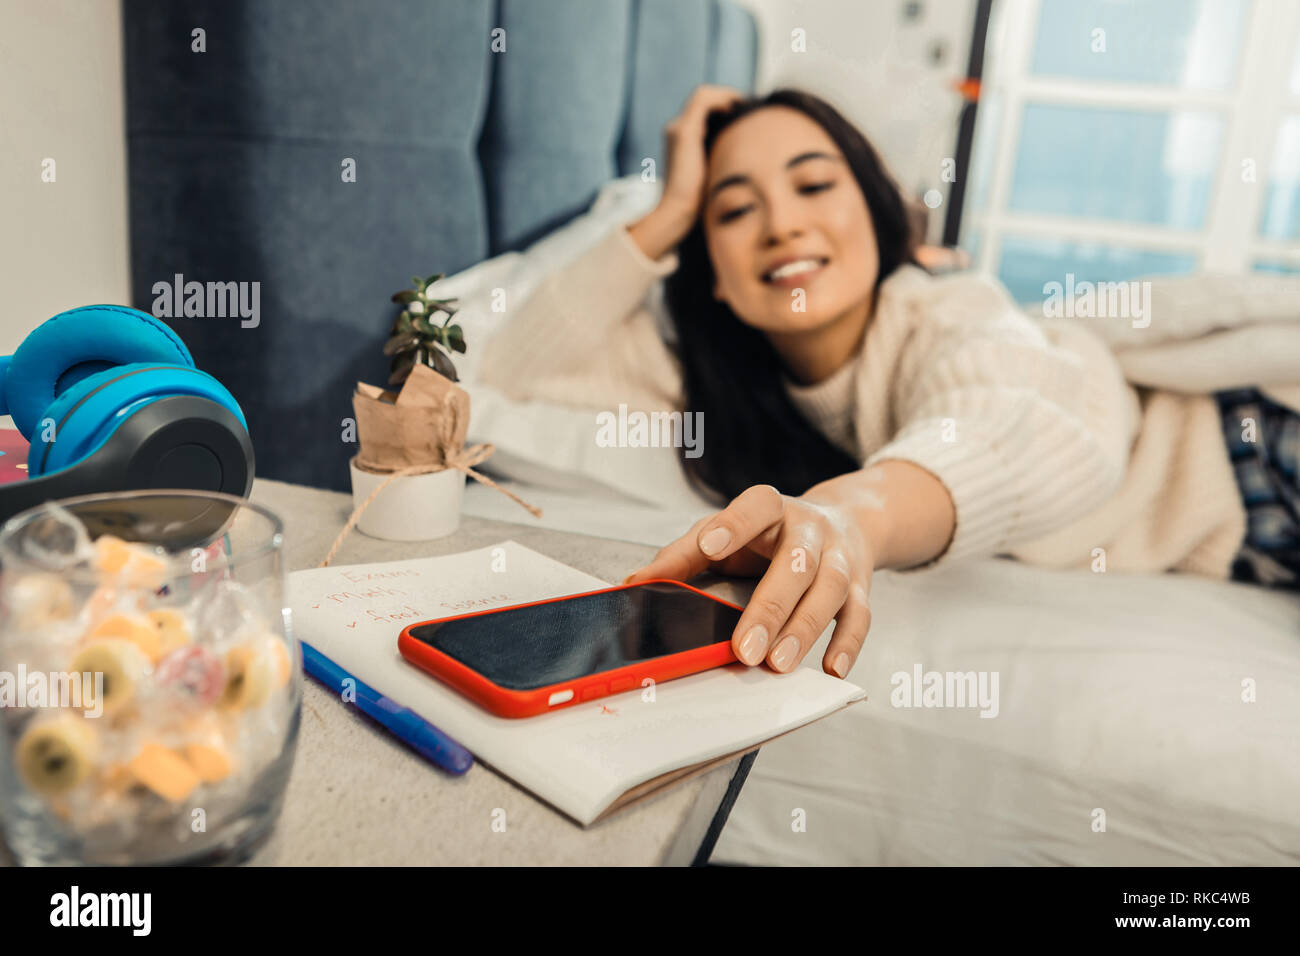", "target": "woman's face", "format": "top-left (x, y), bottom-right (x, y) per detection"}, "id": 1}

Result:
top-left (703, 106), bottom-right (880, 335)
